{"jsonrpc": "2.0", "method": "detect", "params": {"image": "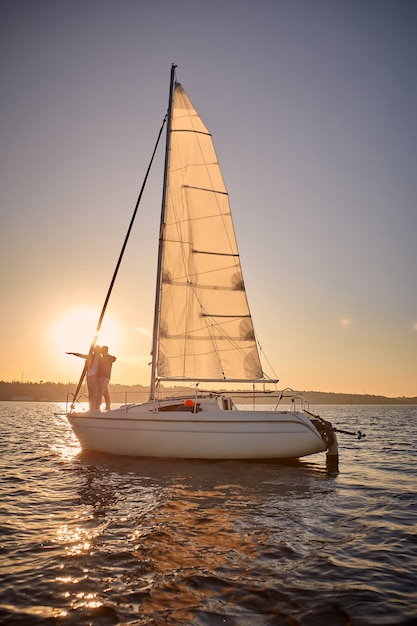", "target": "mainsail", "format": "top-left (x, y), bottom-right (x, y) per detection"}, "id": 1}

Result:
top-left (156, 82), bottom-right (264, 382)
